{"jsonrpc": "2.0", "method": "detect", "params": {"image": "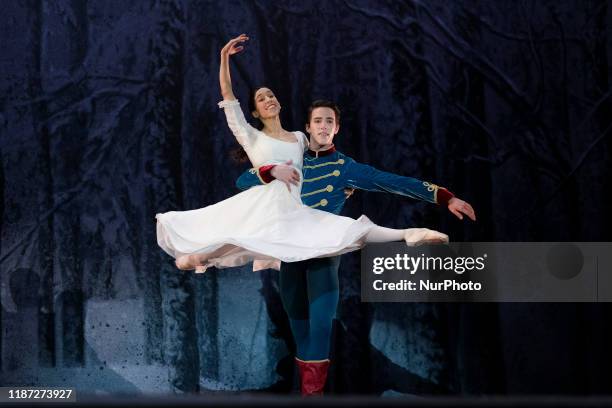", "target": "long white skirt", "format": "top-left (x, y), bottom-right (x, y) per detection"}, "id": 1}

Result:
top-left (155, 180), bottom-right (376, 272)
